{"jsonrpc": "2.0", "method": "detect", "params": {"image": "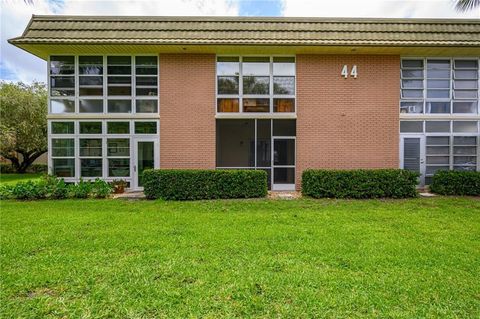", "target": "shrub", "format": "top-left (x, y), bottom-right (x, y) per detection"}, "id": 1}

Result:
top-left (143, 169), bottom-right (268, 200)
top-left (302, 169), bottom-right (419, 199)
top-left (430, 171), bottom-right (480, 196)
top-left (0, 176), bottom-right (112, 200)
top-left (0, 163), bottom-right (47, 173)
